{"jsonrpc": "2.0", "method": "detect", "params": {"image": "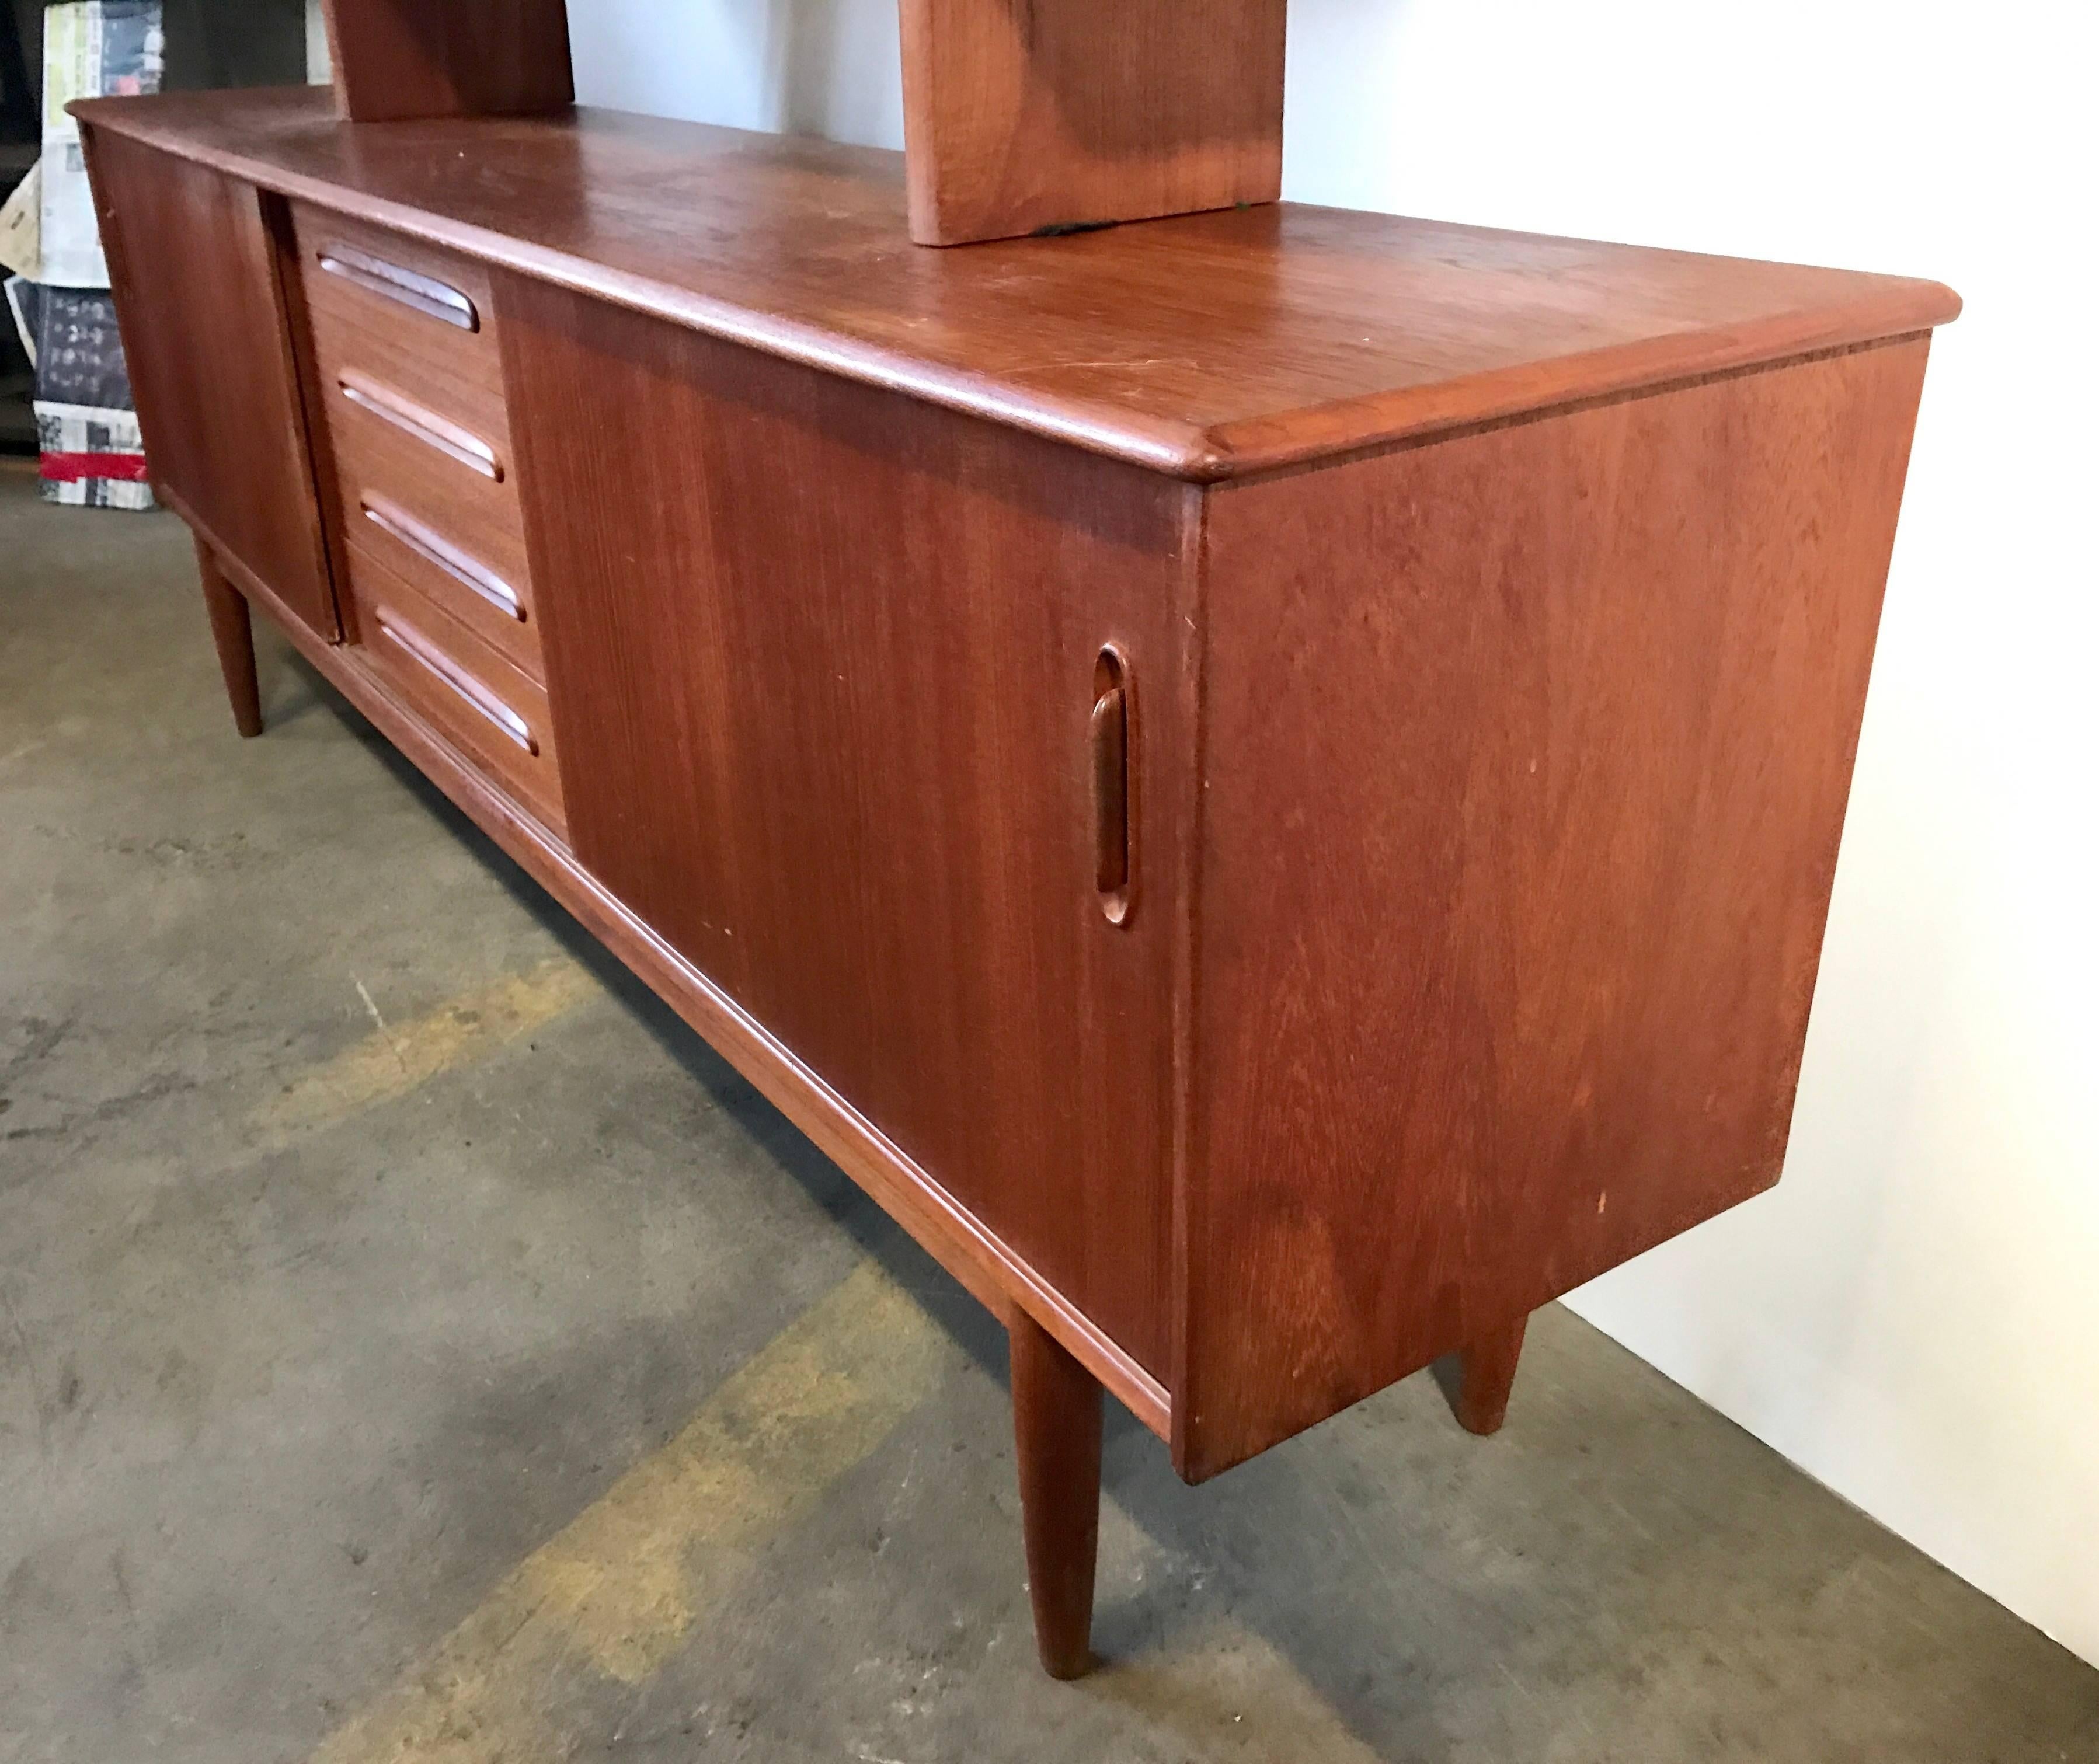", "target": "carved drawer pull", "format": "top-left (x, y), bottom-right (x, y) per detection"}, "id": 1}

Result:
top-left (338, 371), bottom-right (504, 482)
top-left (375, 609), bottom-right (538, 756)
top-left (317, 243), bottom-right (479, 331)
top-left (1091, 646), bottom-right (1131, 925)
top-left (361, 496), bottom-right (523, 620)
